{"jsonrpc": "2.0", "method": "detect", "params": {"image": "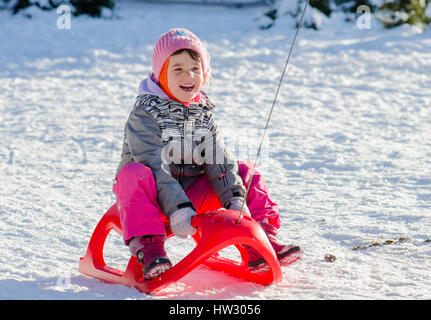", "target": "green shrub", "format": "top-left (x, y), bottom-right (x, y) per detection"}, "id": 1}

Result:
top-left (334, 0), bottom-right (376, 13)
top-left (378, 0), bottom-right (431, 27)
top-left (70, 0), bottom-right (114, 17)
top-left (1, 0), bottom-right (115, 16)
top-left (309, 0), bottom-right (332, 16)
